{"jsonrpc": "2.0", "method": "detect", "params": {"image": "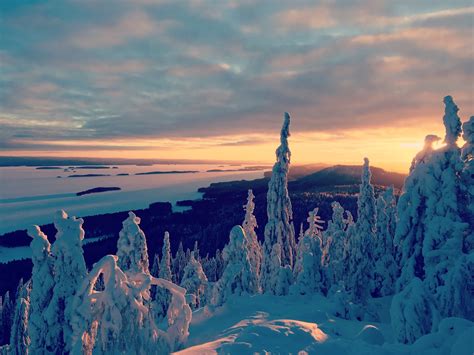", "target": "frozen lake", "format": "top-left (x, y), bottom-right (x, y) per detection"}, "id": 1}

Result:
top-left (0, 164), bottom-right (266, 234)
